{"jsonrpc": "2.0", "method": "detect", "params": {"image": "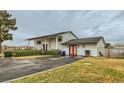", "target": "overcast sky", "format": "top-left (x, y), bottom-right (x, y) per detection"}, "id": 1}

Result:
top-left (3, 10), bottom-right (124, 46)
